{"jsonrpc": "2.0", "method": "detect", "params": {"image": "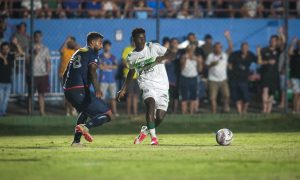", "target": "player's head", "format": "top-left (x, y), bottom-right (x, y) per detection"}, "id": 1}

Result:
top-left (0, 41), bottom-right (10, 55)
top-left (132, 28), bottom-right (146, 49)
top-left (87, 32), bottom-right (104, 52)
top-left (103, 40), bottom-right (111, 52)
top-left (204, 34), bottom-right (213, 44)
top-left (162, 37), bottom-right (170, 48)
top-left (241, 42), bottom-right (249, 53)
top-left (269, 35), bottom-right (278, 48)
top-left (170, 38), bottom-right (179, 50)
top-left (213, 42), bottom-right (222, 54)
top-left (67, 36), bottom-right (76, 49)
top-left (34, 30), bottom-right (42, 44)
